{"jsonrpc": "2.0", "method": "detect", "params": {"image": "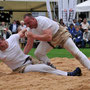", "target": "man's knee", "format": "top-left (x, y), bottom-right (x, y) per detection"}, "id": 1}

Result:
top-left (34, 50), bottom-right (39, 57)
top-left (34, 50), bottom-right (50, 64)
top-left (34, 50), bottom-right (43, 59)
